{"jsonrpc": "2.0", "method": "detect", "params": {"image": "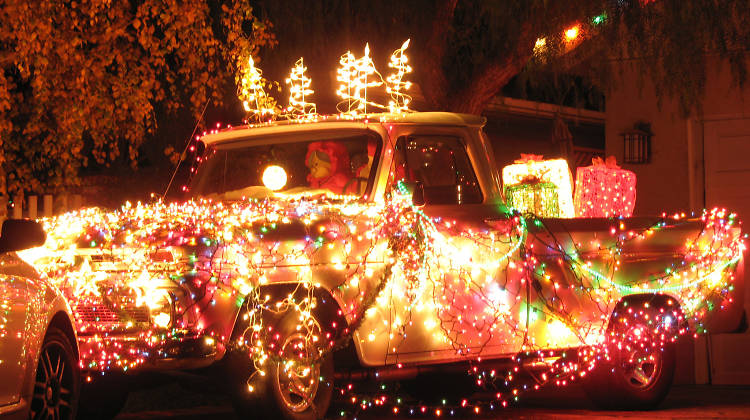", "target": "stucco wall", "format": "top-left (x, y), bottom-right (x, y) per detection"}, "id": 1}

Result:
top-left (606, 57), bottom-right (750, 216)
top-left (605, 63), bottom-right (690, 215)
